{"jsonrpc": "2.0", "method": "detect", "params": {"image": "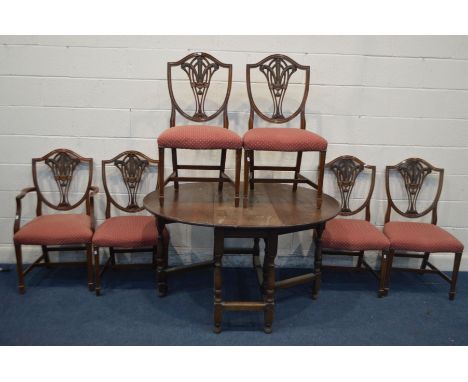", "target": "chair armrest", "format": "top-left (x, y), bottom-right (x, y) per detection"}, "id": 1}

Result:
top-left (14, 187), bottom-right (36, 234)
top-left (88, 186), bottom-right (99, 230)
